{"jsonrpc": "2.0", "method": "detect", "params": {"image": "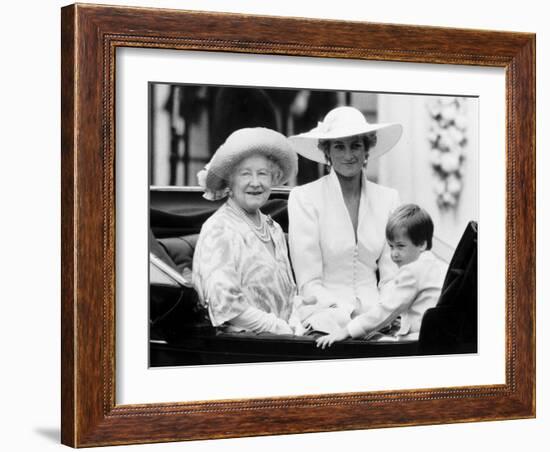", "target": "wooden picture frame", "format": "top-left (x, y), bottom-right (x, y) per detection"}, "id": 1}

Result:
top-left (61, 3), bottom-right (535, 447)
